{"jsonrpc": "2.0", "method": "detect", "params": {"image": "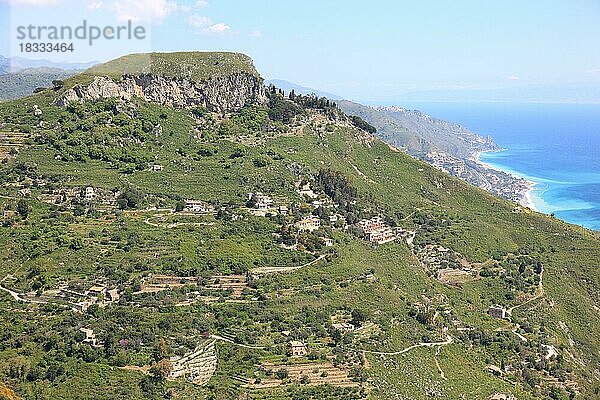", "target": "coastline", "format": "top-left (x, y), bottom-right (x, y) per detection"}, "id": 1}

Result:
top-left (473, 149), bottom-right (539, 211)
